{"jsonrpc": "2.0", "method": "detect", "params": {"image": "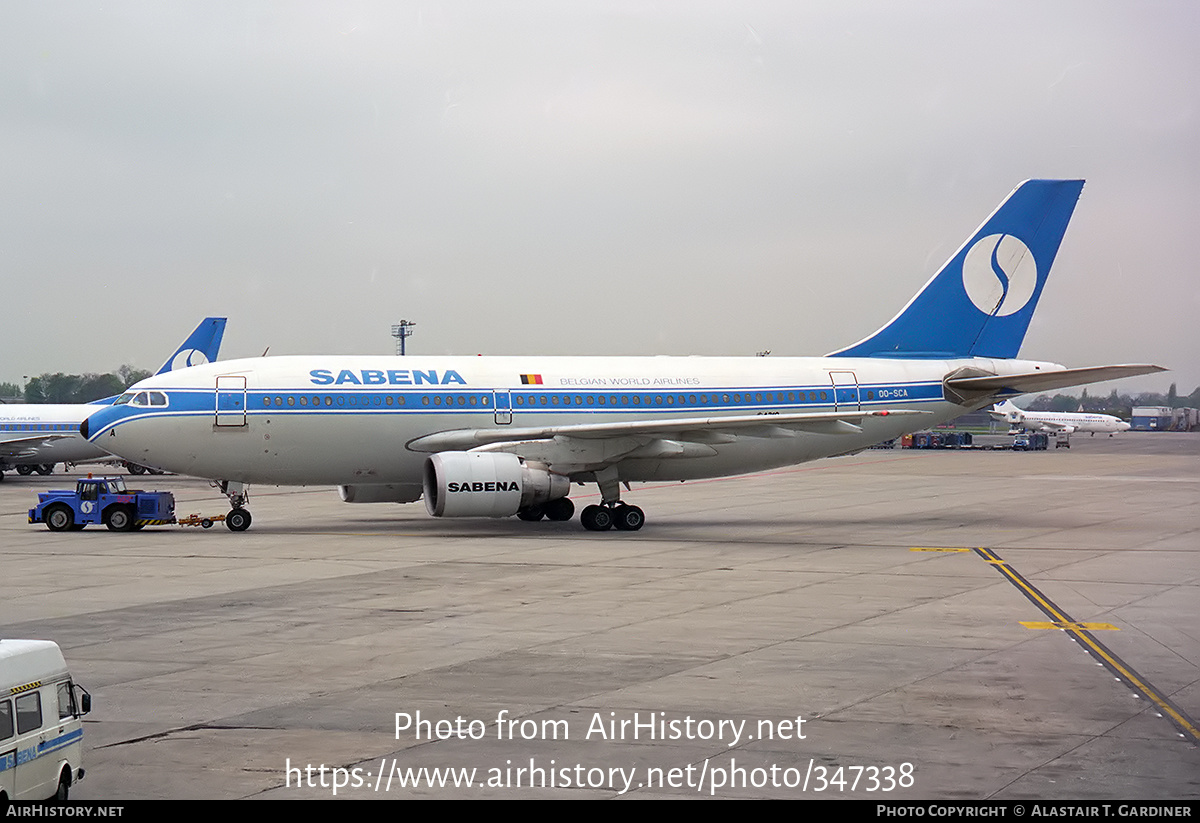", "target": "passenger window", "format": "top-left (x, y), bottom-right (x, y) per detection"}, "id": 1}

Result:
top-left (0, 699), bottom-right (12, 740)
top-left (15, 692), bottom-right (41, 735)
top-left (57, 682), bottom-right (76, 719)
